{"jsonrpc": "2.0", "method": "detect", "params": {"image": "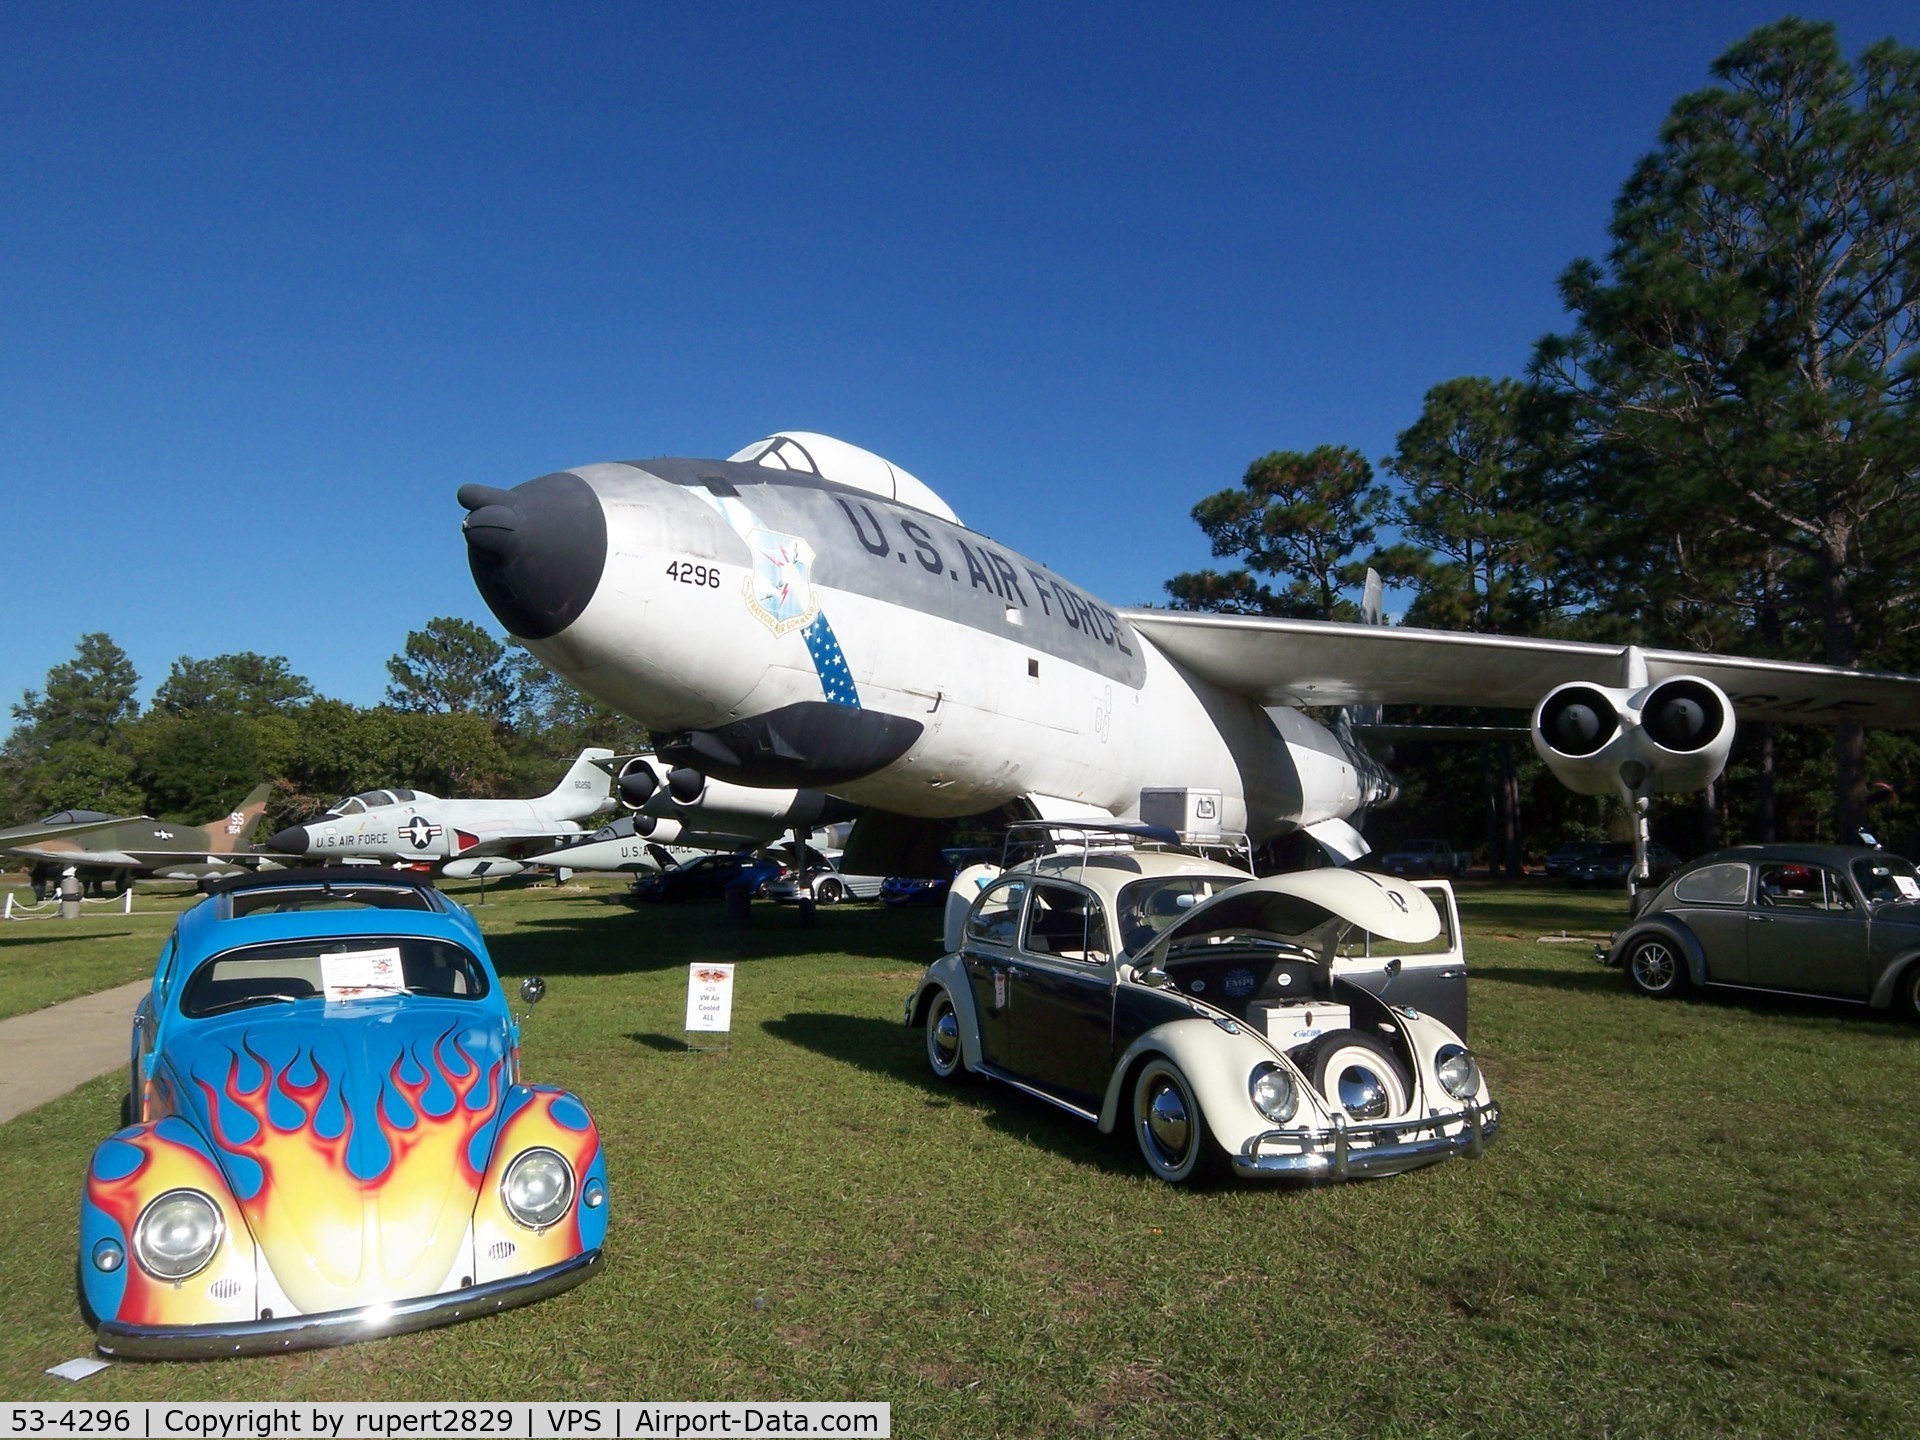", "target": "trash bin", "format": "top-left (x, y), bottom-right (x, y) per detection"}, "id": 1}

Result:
top-left (723, 878), bottom-right (751, 923)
